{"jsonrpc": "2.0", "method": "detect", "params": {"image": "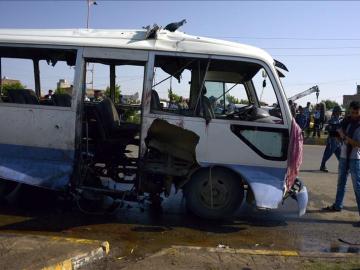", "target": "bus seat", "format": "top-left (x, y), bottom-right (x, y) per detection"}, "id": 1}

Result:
top-left (53, 93), bottom-right (72, 107)
top-left (95, 97), bottom-right (139, 143)
top-left (151, 90), bottom-right (161, 110)
top-left (201, 95), bottom-right (215, 121)
top-left (7, 89), bottom-right (39, 105)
